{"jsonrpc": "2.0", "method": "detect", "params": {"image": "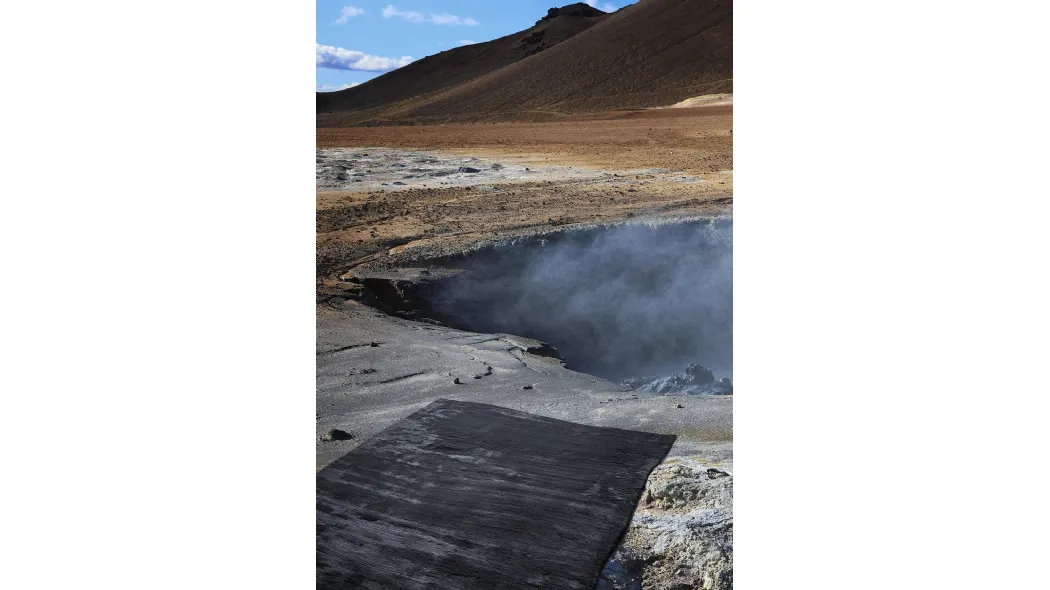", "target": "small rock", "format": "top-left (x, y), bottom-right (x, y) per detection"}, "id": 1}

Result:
top-left (320, 429), bottom-right (354, 442)
top-left (454, 377), bottom-right (463, 384)
top-left (522, 384), bottom-right (534, 390)
top-left (474, 374), bottom-right (483, 379)
top-left (370, 342), bottom-right (380, 347)
top-left (392, 181), bottom-right (406, 185)
top-left (456, 166), bottom-right (481, 173)
top-left (676, 404), bottom-right (685, 409)
top-left (706, 468), bottom-right (730, 479)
